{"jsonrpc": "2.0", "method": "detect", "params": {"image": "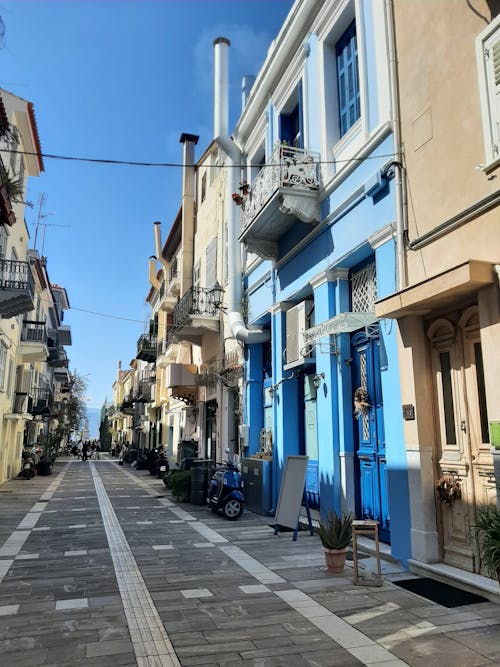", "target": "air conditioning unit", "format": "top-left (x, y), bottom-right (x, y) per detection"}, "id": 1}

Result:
top-left (16, 369), bottom-right (32, 394)
top-left (286, 301), bottom-right (313, 365)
